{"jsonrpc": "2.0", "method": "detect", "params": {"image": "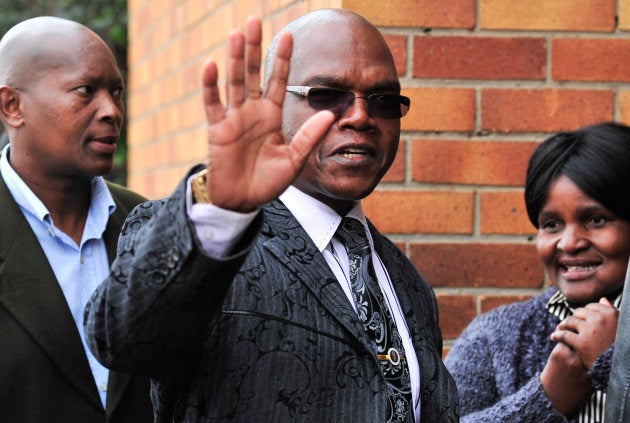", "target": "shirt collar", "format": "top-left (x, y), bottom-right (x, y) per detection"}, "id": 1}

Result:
top-left (279, 185), bottom-right (368, 253)
top-left (547, 288), bottom-right (623, 320)
top-left (0, 144), bottom-right (116, 240)
top-left (1, 144), bottom-right (49, 222)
